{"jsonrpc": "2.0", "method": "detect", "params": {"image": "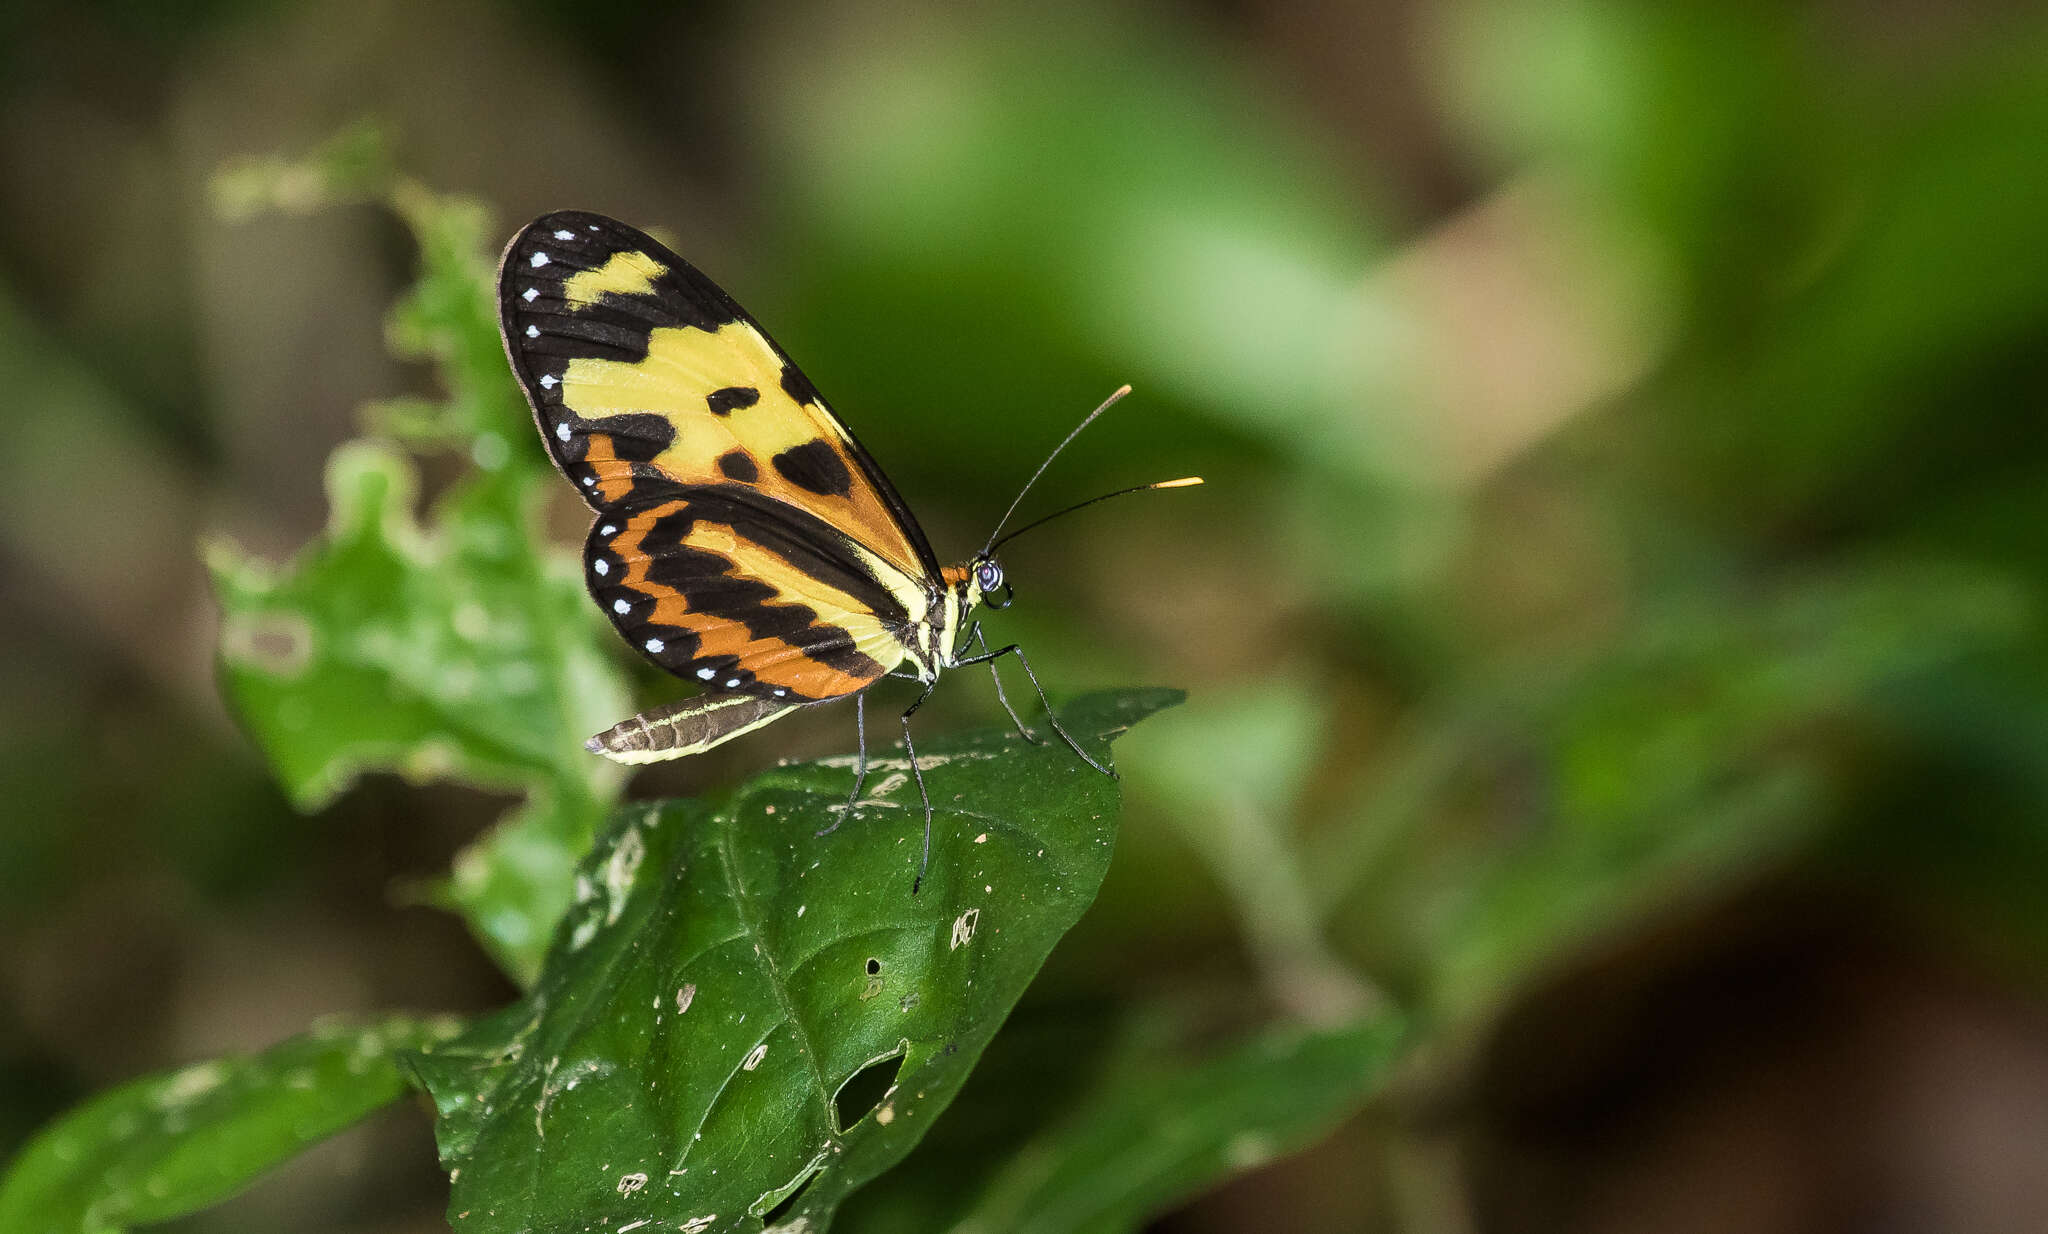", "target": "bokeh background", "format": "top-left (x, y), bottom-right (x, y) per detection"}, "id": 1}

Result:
top-left (7, 0), bottom-right (2048, 1230)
